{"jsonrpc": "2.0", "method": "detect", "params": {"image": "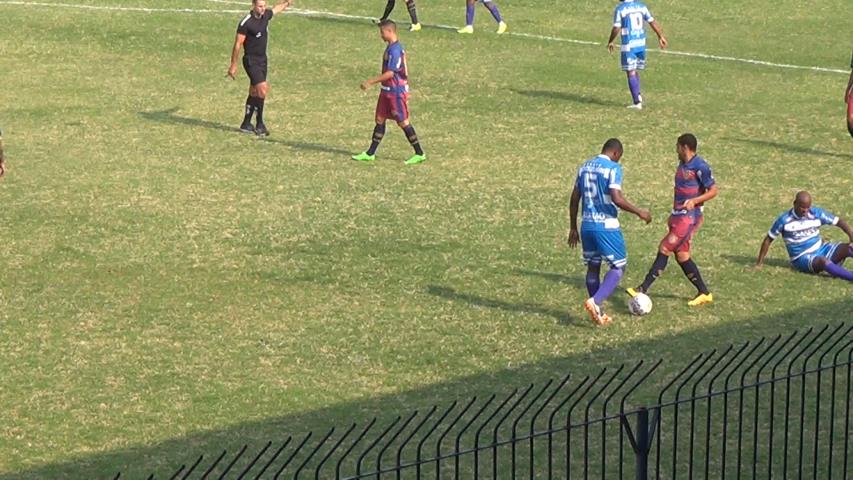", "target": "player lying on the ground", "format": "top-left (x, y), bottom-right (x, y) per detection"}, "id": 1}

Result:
top-left (457, 0), bottom-right (507, 34)
top-left (352, 20), bottom-right (426, 165)
top-left (627, 134), bottom-right (717, 306)
top-left (755, 191), bottom-right (853, 281)
top-left (607, 0), bottom-right (667, 110)
top-left (379, 0), bottom-right (421, 32)
top-left (846, 50), bottom-right (853, 137)
top-left (227, 0), bottom-right (292, 137)
top-left (568, 138), bottom-right (652, 326)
